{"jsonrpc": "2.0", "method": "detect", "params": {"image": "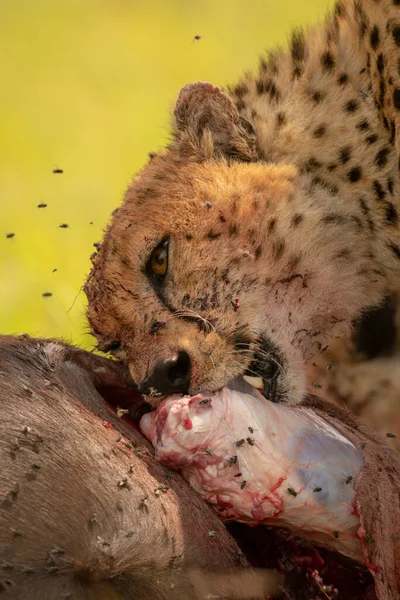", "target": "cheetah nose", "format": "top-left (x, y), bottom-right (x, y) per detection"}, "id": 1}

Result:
top-left (137, 351), bottom-right (191, 396)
